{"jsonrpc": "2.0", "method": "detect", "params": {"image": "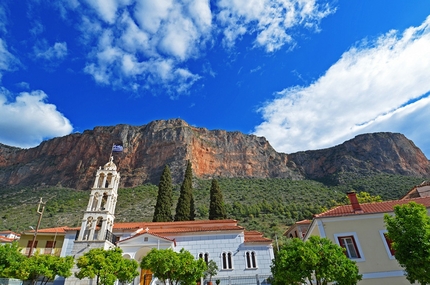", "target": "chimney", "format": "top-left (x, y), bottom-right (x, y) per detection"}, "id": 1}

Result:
top-left (347, 191), bottom-right (363, 213)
